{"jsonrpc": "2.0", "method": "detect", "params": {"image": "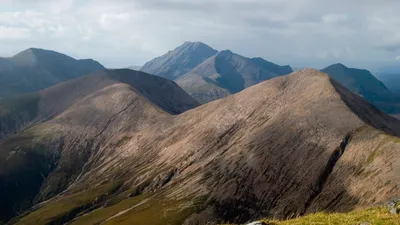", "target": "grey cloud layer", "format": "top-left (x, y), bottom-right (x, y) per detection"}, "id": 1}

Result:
top-left (0, 0), bottom-right (399, 69)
